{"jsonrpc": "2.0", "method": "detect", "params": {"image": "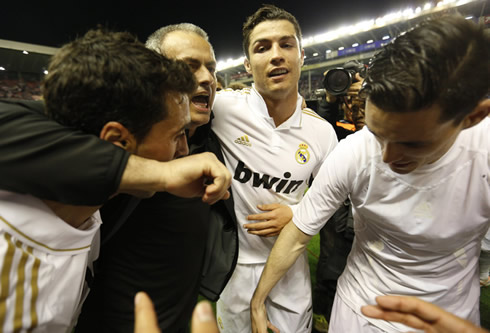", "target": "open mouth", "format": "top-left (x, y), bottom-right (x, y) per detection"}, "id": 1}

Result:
top-left (391, 161), bottom-right (411, 167)
top-left (268, 68), bottom-right (288, 78)
top-left (191, 94), bottom-right (210, 110)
